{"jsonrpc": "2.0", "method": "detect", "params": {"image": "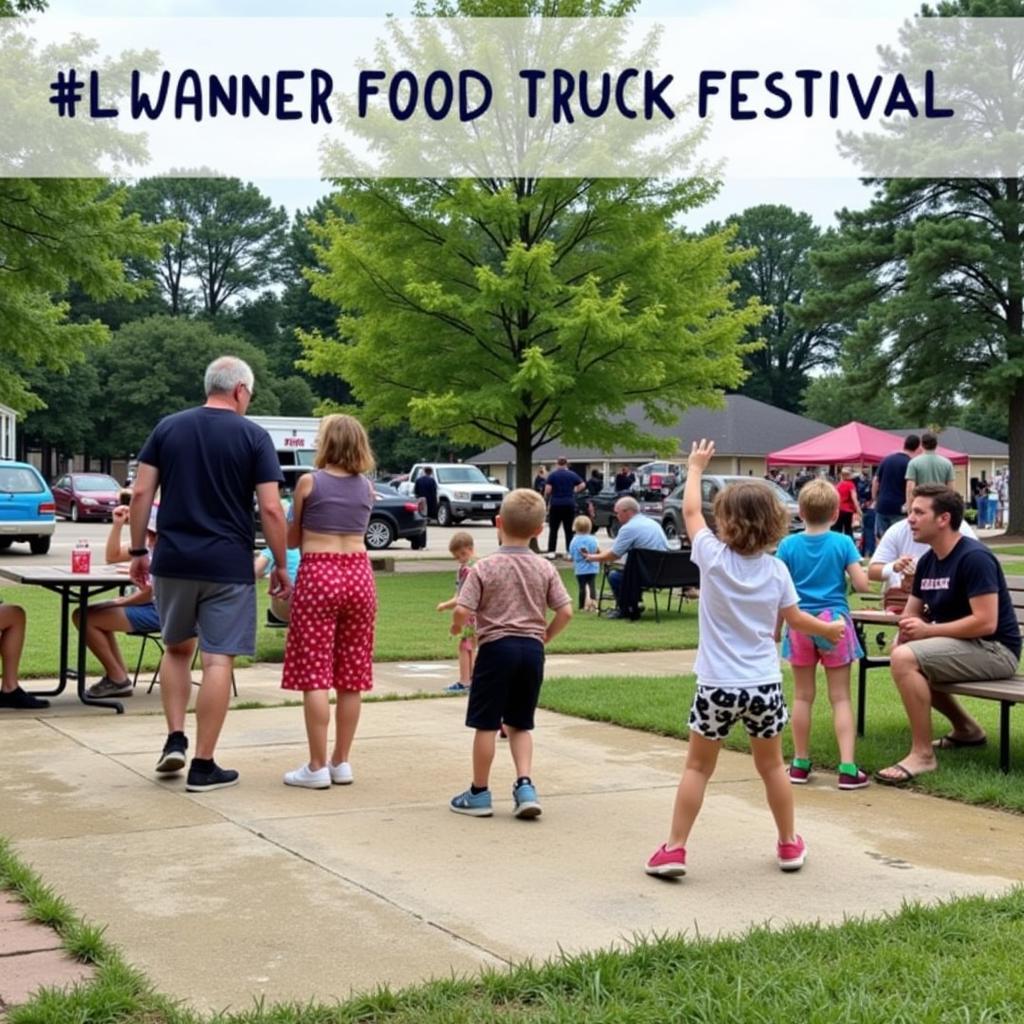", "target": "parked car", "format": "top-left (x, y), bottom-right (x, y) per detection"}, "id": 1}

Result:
top-left (254, 469), bottom-right (427, 551)
top-left (51, 472), bottom-right (122, 522)
top-left (636, 461), bottom-right (684, 495)
top-left (660, 476), bottom-right (805, 545)
top-left (575, 487), bottom-right (664, 537)
top-left (399, 463), bottom-right (508, 526)
top-left (0, 461), bottom-right (56, 555)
